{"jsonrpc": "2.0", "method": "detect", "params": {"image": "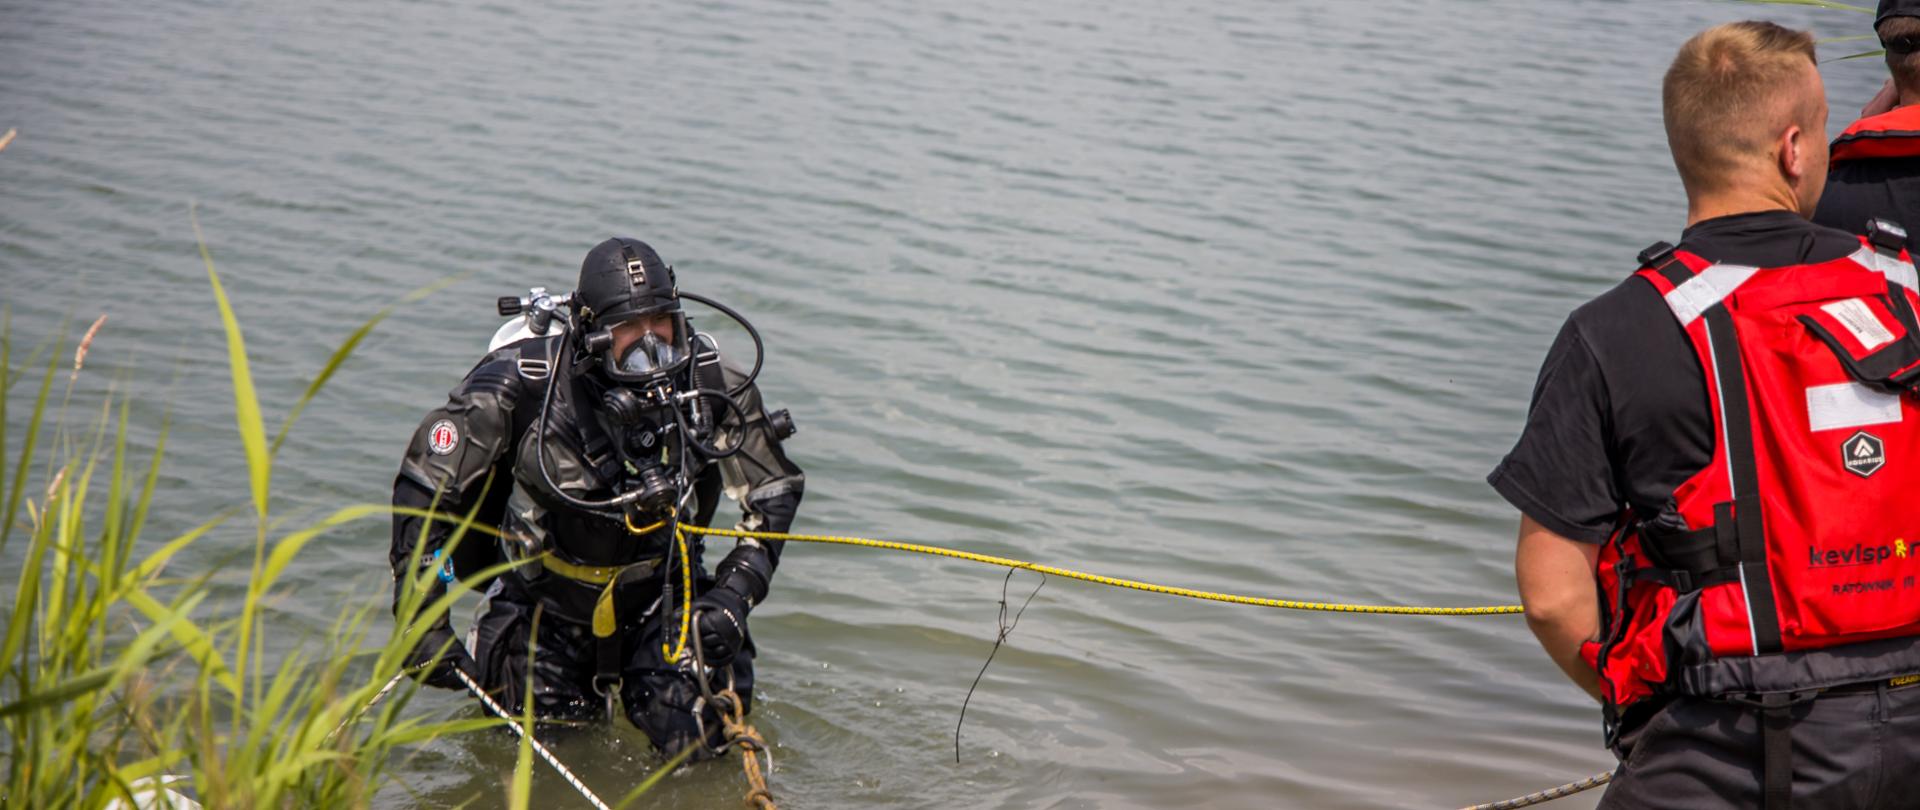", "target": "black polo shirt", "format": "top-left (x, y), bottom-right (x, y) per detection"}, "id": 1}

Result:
top-left (1815, 154), bottom-right (1920, 248)
top-left (1487, 210), bottom-right (1864, 542)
